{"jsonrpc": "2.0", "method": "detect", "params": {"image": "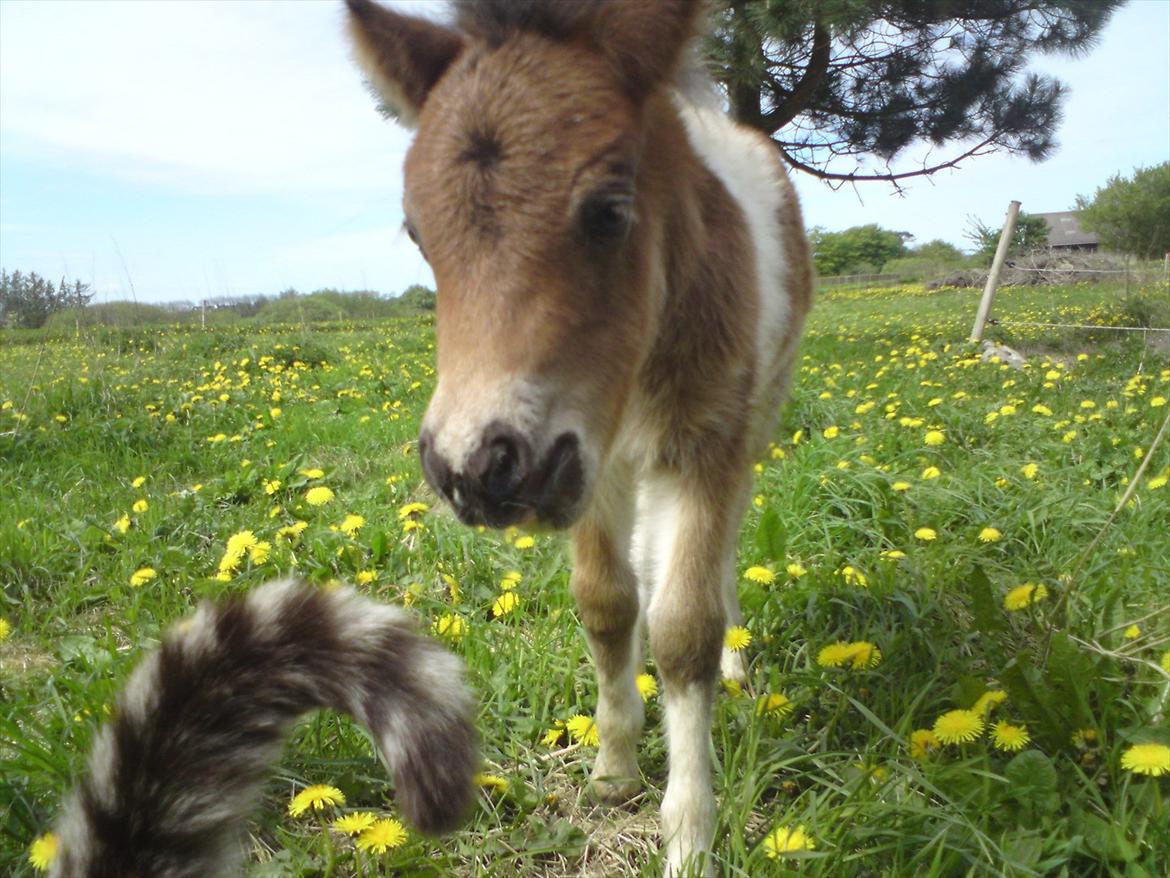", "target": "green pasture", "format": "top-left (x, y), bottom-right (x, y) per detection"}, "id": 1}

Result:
top-left (2, 280), bottom-right (1168, 876)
